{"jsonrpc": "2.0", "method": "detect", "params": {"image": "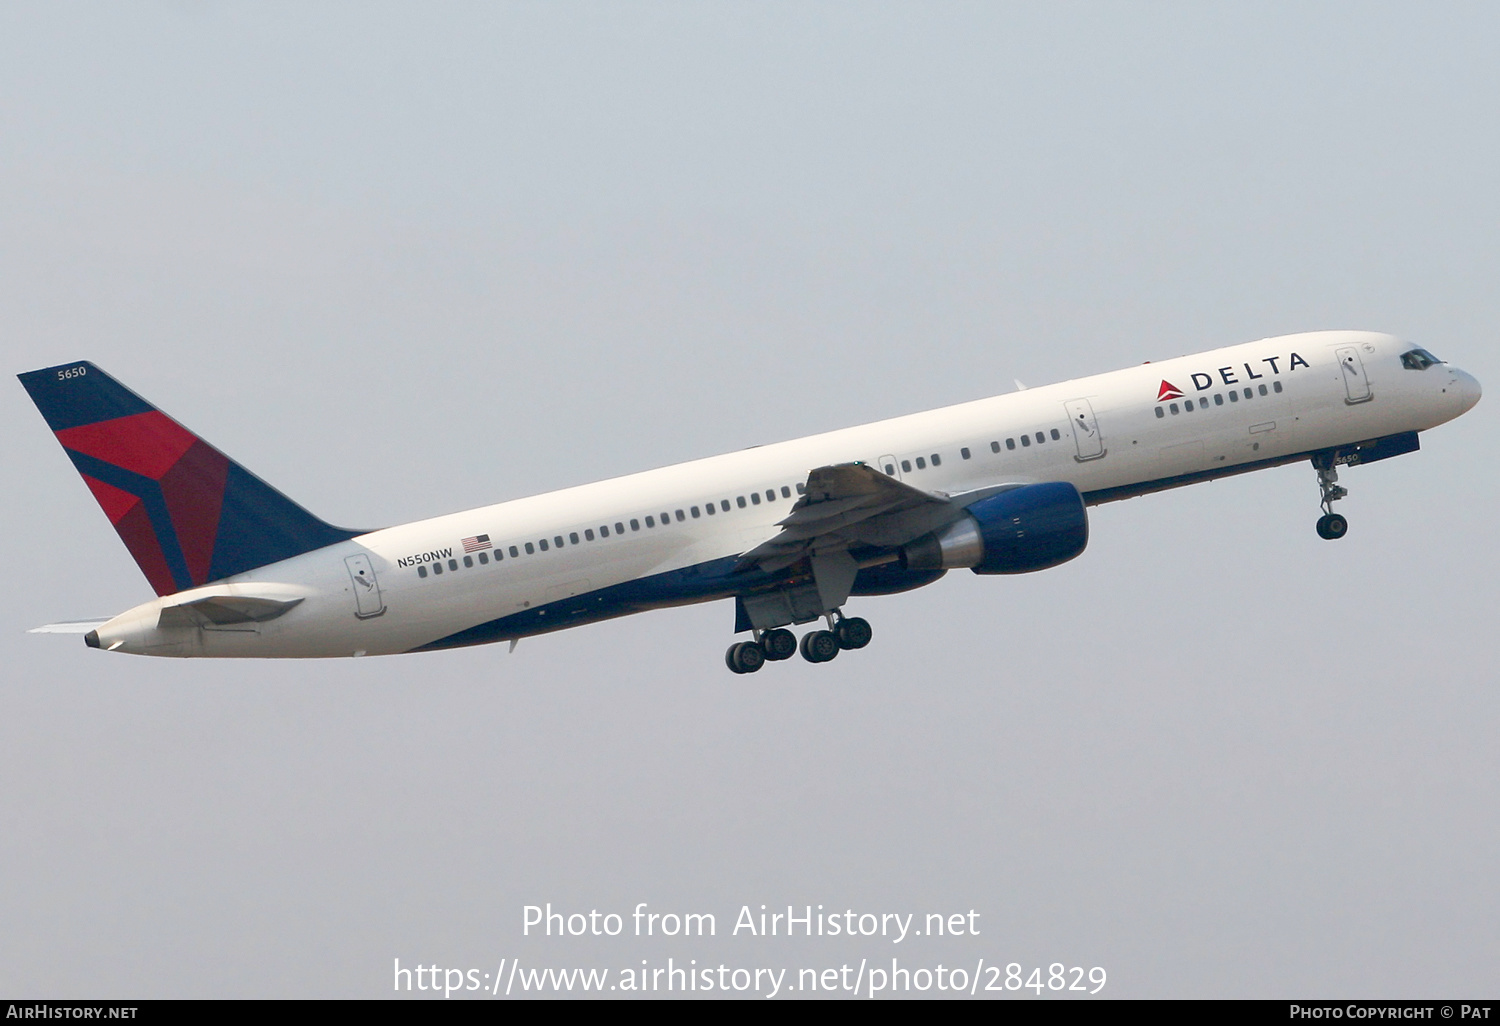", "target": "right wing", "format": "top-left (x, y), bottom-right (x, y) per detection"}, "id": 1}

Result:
top-left (736, 462), bottom-right (957, 574)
